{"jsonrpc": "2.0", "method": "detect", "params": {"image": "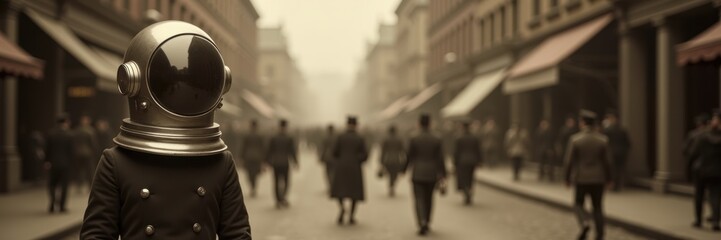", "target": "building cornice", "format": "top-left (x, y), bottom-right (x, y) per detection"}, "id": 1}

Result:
top-left (429, 0), bottom-right (480, 35)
